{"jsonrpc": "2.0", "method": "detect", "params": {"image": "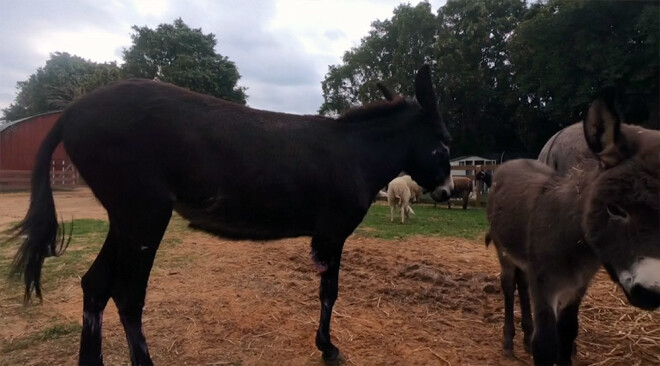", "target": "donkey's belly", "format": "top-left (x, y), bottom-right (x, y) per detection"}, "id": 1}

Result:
top-left (173, 200), bottom-right (316, 240)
